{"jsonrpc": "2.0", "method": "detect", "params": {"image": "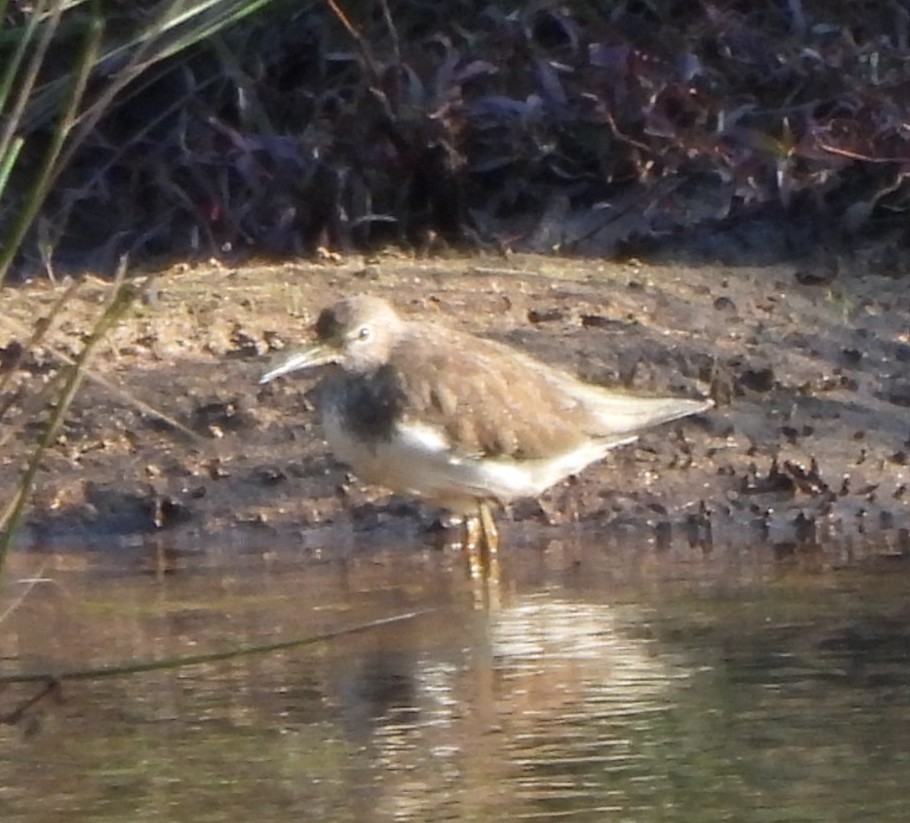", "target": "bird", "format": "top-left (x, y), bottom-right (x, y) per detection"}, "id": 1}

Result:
top-left (259, 295), bottom-right (712, 553)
